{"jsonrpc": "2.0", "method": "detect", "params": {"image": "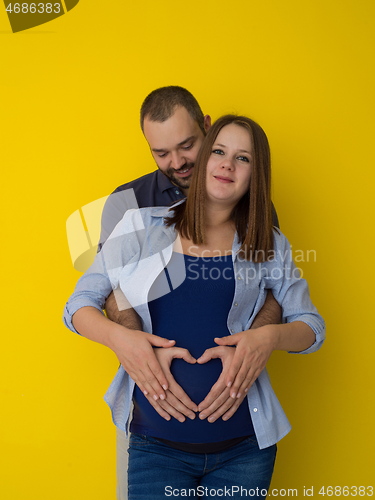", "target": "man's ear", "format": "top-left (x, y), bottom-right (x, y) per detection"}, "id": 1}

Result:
top-left (203, 115), bottom-right (211, 132)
